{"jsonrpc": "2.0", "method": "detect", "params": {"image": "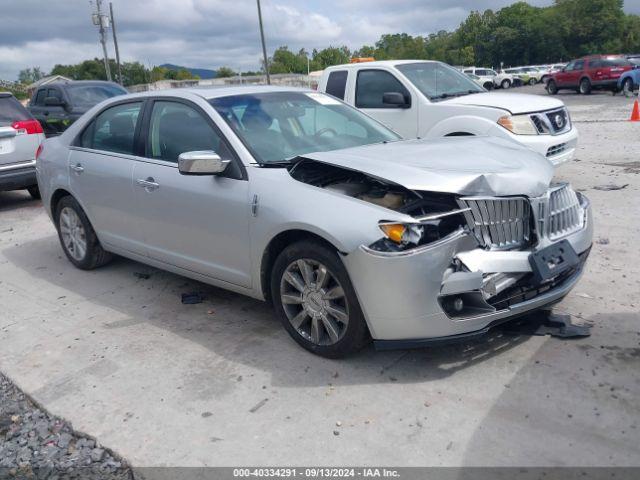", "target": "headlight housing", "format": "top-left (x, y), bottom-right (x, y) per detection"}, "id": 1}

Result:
top-left (379, 223), bottom-right (424, 245)
top-left (497, 114), bottom-right (538, 135)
